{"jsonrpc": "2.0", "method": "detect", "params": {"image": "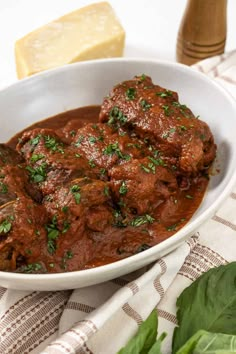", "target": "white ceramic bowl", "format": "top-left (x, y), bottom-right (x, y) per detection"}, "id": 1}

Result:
top-left (0, 58), bottom-right (236, 291)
